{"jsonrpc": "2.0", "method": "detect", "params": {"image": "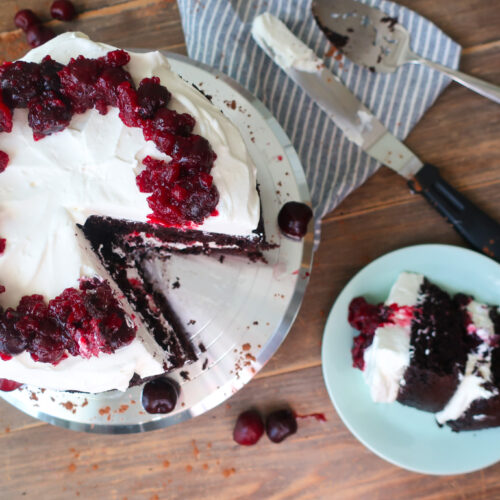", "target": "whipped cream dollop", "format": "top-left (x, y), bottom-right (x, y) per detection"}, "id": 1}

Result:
top-left (0, 32), bottom-right (260, 392)
top-left (363, 272), bottom-right (423, 402)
